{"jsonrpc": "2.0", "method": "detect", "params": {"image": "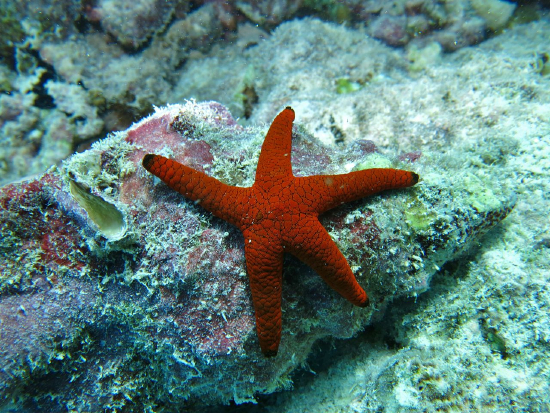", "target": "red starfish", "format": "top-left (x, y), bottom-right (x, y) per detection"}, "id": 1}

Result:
top-left (143, 107), bottom-right (418, 357)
